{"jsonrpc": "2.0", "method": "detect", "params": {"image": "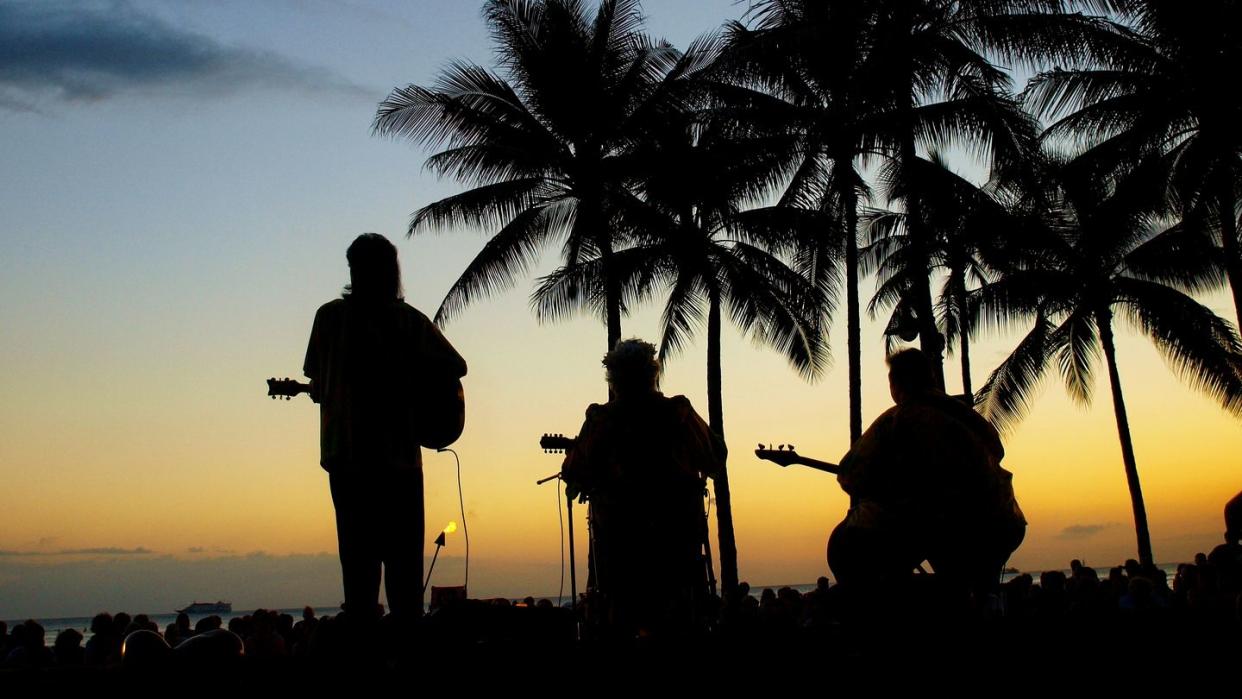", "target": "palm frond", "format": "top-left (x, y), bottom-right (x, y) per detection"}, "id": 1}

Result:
top-left (976, 315), bottom-right (1058, 432)
top-left (1115, 279), bottom-right (1242, 416)
top-left (1054, 310), bottom-right (1099, 405)
top-left (721, 242), bottom-right (831, 379)
top-left (435, 198), bottom-right (575, 325)
top-left (409, 178), bottom-right (553, 236)
top-left (656, 271), bottom-right (707, 365)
